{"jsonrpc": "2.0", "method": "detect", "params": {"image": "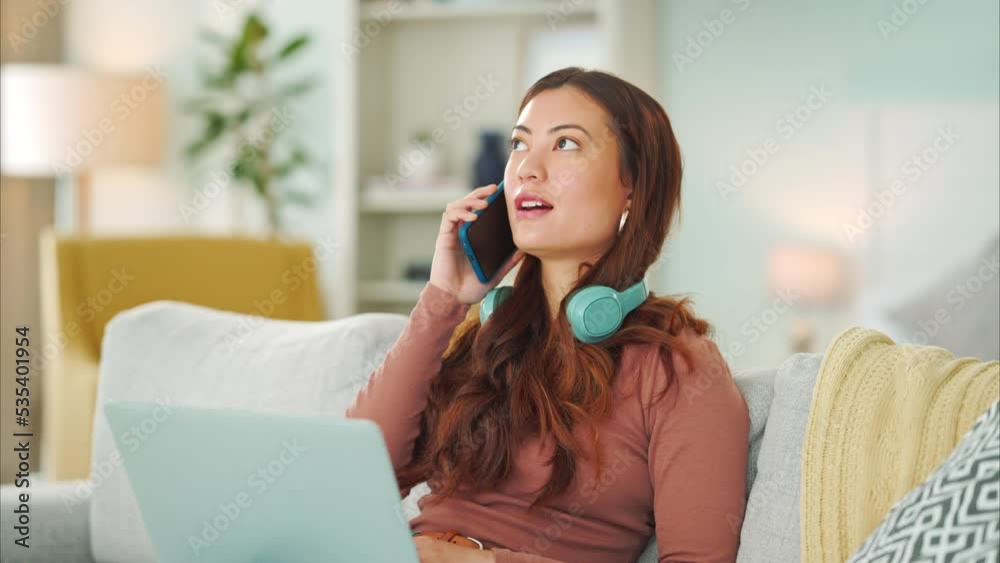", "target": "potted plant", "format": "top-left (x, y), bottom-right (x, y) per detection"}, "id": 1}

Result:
top-left (183, 12), bottom-right (320, 233)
